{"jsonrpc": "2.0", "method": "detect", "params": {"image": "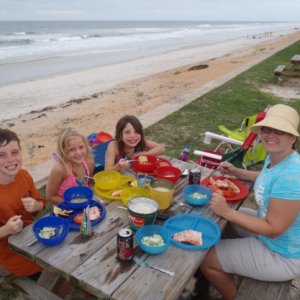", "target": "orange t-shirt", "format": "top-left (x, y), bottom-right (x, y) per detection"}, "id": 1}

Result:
top-left (0, 169), bottom-right (45, 276)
